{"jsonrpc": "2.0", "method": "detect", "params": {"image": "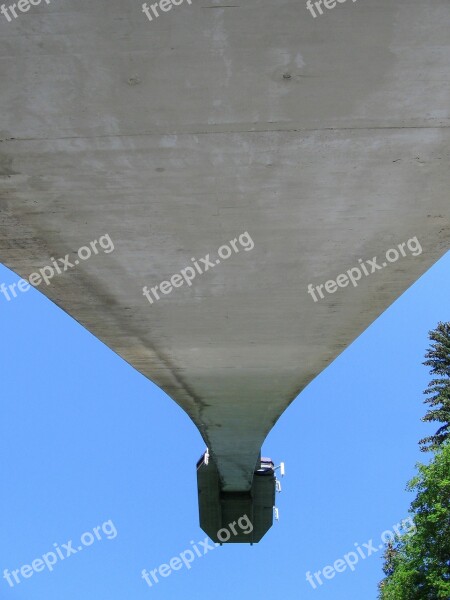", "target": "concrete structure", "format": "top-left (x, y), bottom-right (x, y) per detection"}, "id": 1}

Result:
top-left (1, 0), bottom-right (449, 539)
